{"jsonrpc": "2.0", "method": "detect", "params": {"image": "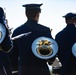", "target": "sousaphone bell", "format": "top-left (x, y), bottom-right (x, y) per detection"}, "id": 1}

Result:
top-left (31, 36), bottom-right (58, 59)
top-left (72, 43), bottom-right (76, 57)
top-left (0, 23), bottom-right (6, 44)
